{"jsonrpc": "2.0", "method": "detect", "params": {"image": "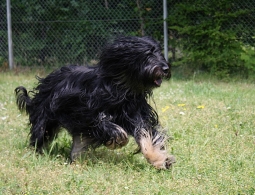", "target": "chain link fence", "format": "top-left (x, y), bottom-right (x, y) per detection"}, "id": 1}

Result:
top-left (0, 1), bottom-right (255, 68)
top-left (0, 2), bottom-right (7, 67)
top-left (166, 0), bottom-right (255, 63)
top-left (231, 1), bottom-right (255, 46)
top-left (1, 0), bottom-right (164, 67)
